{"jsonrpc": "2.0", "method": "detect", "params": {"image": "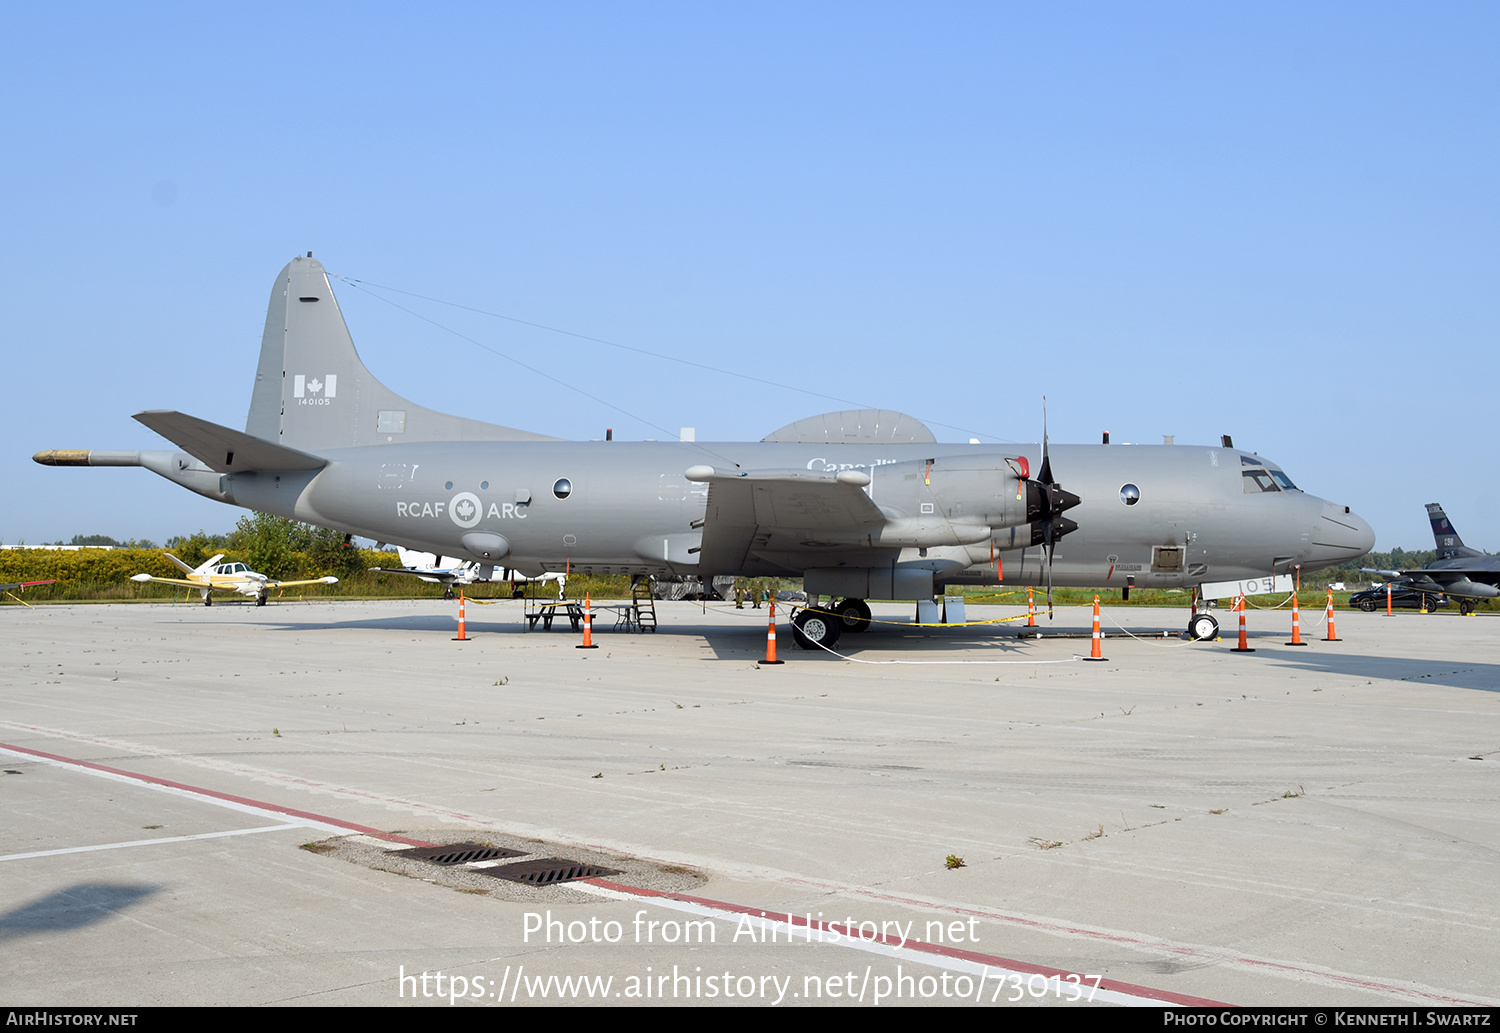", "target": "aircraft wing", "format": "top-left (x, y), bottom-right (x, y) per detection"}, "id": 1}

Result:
top-left (687, 465), bottom-right (995, 573)
top-left (1398, 570), bottom-right (1500, 598)
top-left (130, 574), bottom-right (217, 589)
top-left (265, 577), bottom-right (339, 588)
top-left (689, 466), bottom-right (886, 572)
top-left (133, 411), bottom-right (328, 473)
top-left (1, 580), bottom-right (57, 592)
top-left (369, 567), bottom-right (458, 585)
